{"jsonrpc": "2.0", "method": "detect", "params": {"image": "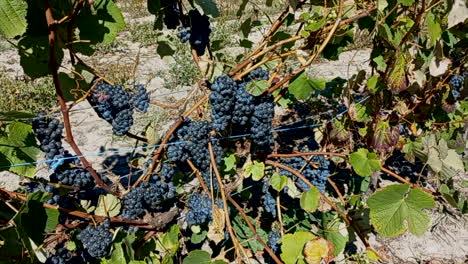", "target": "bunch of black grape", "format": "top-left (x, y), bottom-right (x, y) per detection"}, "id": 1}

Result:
top-left (131, 84), bottom-right (150, 113)
top-left (121, 181), bottom-right (176, 219)
top-left (232, 82), bottom-right (255, 126)
top-left (50, 168), bottom-right (93, 188)
top-left (210, 76), bottom-right (237, 132)
top-left (449, 73), bottom-right (466, 100)
top-left (121, 184), bottom-right (146, 219)
top-left (245, 67), bottom-right (270, 82)
top-left (262, 183), bottom-right (277, 217)
top-left (32, 113), bottom-right (65, 162)
top-left (186, 192), bottom-right (222, 226)
top-left (268, 228), bottom-right (281, 252)
top-left (77, 219), bottom-right (113, 258)
top-left (250, 94), bottom-right (275, 150)
top-left (143, 180), bottom-right (176, 209)
top-left (280, 156), bottom-right (330, 193)
top-left (45, 248), bottom-right (80, 264)
top-left (177, 26), bottom-right (191, 43)
top-left (88, 82), bottom-right (133, 136)
top-left (157, 163), bottom-right (175, 182)
top-left (167, 120), bottom-right (223, 170)
top-left (185, 9), bottom-right (211, 56)
top-left (161, 0), bottom-right (180, 29)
